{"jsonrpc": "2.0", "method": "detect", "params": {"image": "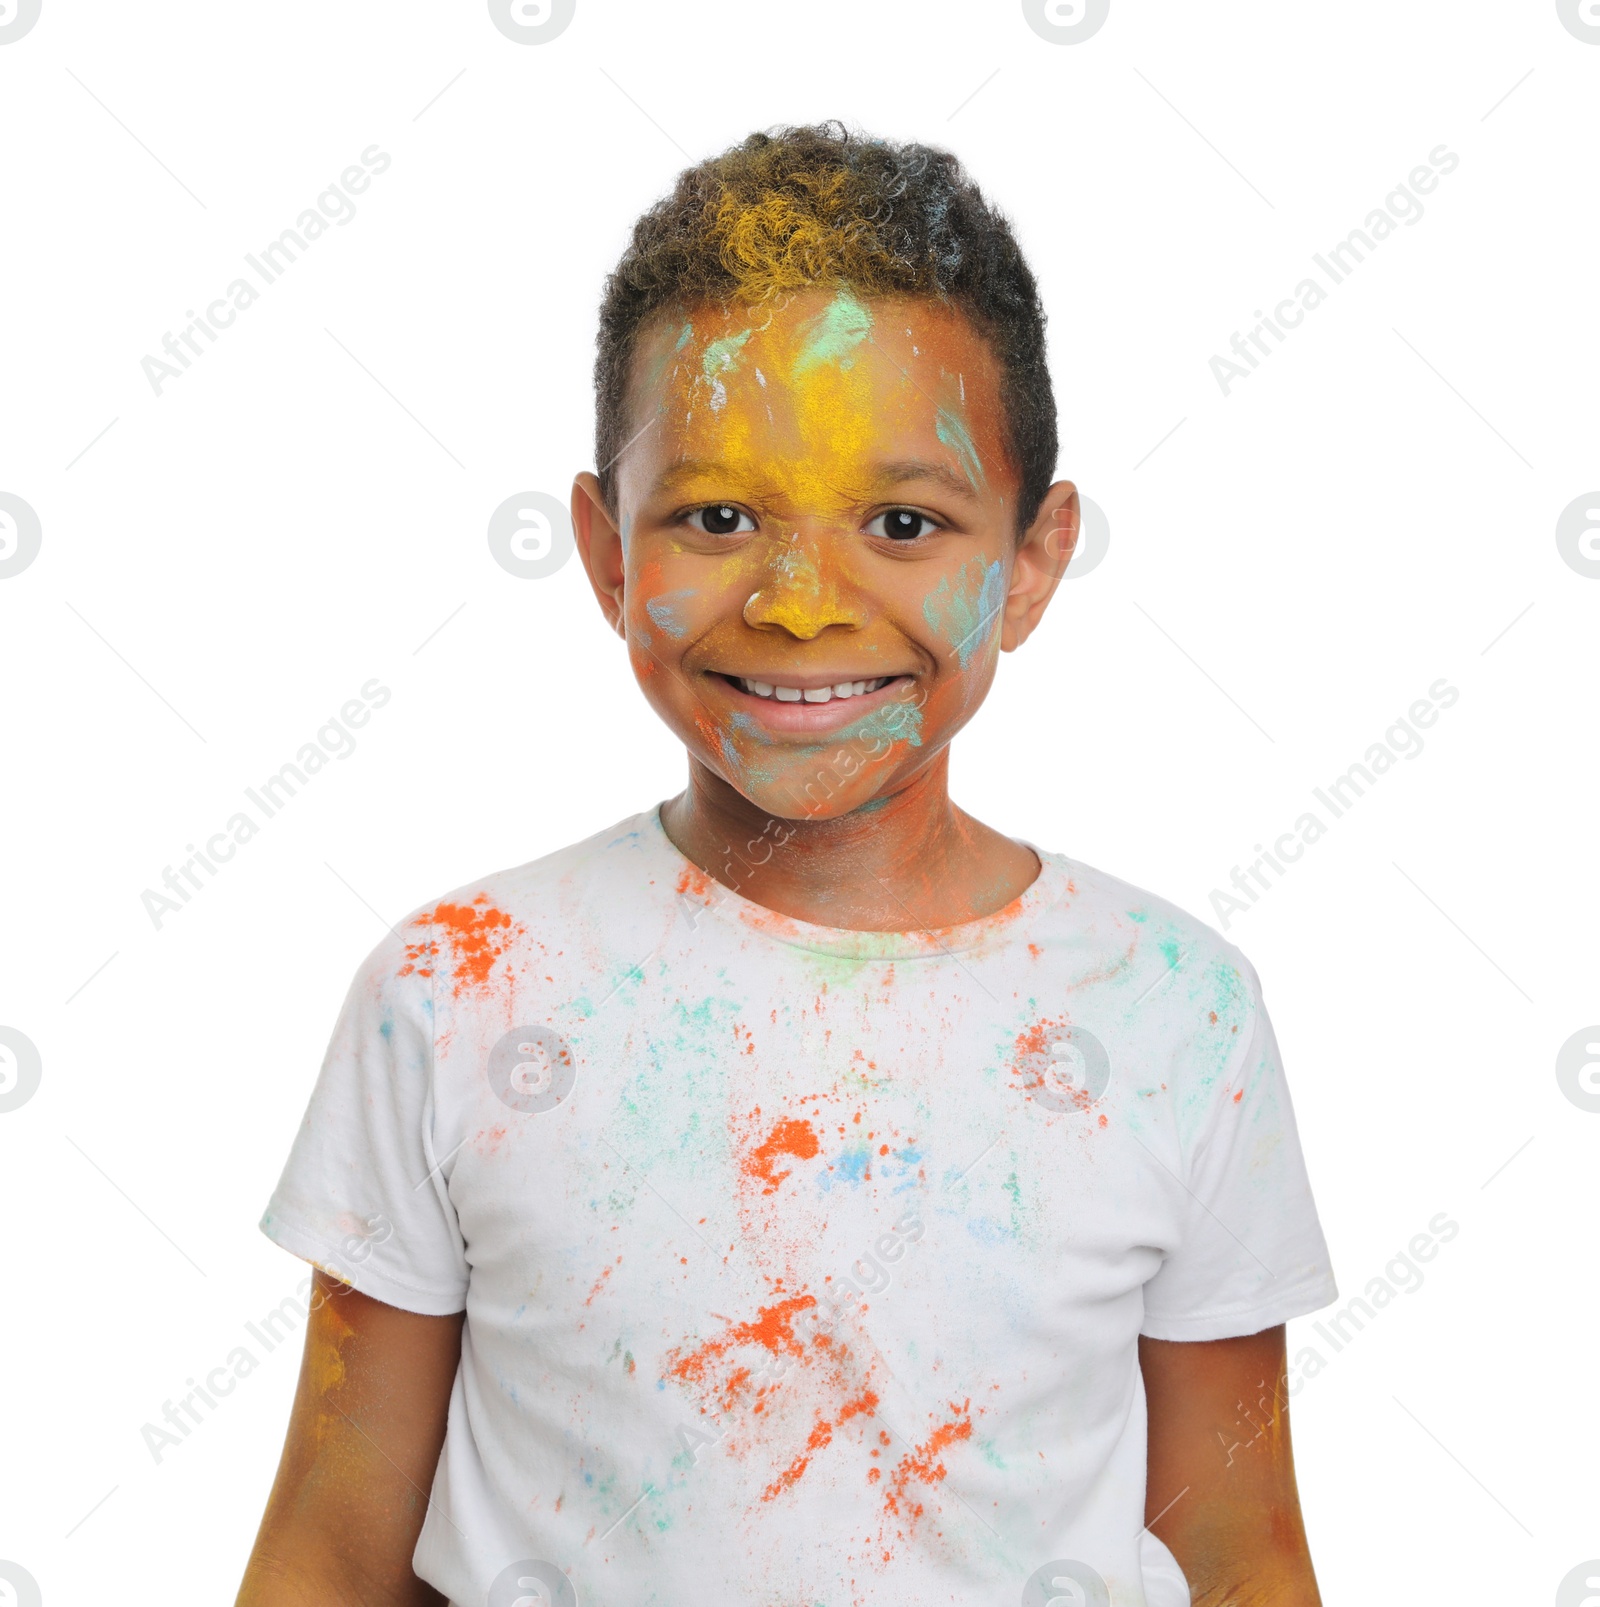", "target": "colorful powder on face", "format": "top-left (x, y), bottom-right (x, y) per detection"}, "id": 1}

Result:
top-left (791, 288), bottom-right (872, 379)
top-left (935, 403), bottom-right (986, 492)
top-left (743, 1116), bottom-right (821, 1195)
top-left (836, 696), bottom-right (925, 752)
top-left (922, 556), bottom-right (1006, 670)
top-left (644, 589), bottom-right (696, 639)
top-left (702, 329), bottom-right (751, 410)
